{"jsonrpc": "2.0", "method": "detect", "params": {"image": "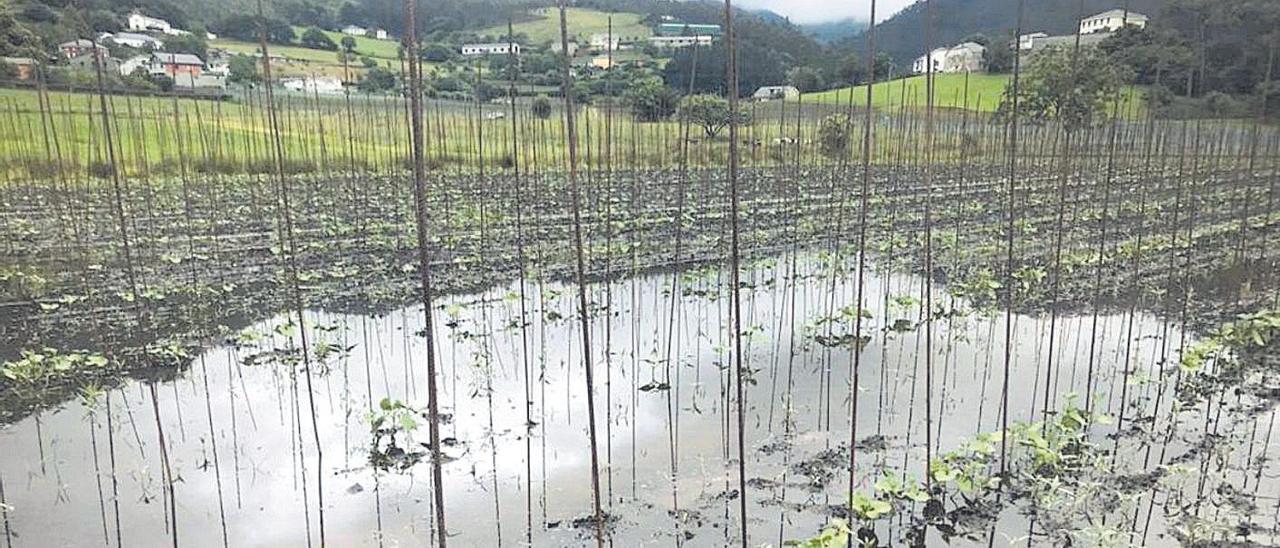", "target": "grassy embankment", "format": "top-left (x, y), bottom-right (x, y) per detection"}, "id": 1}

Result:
top-left (477, 8), bottom-right (652, 46)
top-left (3, 76), bottom-right (1112, 179)
top-left (803, 72), bottom-right (1147, 117)
top-left (210, 28), bottom-right (404, 79)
